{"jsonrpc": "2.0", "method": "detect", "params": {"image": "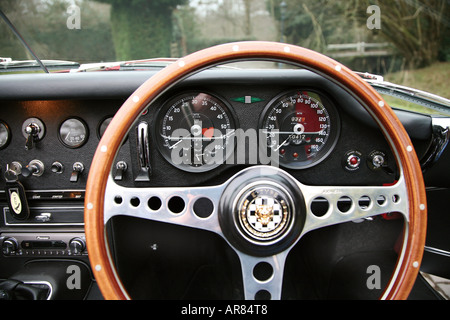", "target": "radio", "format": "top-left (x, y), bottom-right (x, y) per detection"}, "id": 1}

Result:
top-left (1, 233), bottom-right (86, 257)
